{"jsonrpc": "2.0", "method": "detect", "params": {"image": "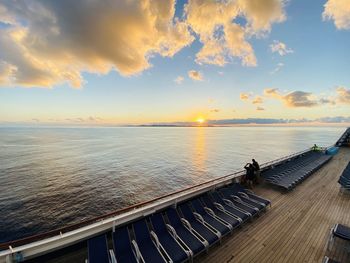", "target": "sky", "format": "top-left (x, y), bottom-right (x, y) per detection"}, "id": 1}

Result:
top-left (0, 0), bottom-right (349, 125)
